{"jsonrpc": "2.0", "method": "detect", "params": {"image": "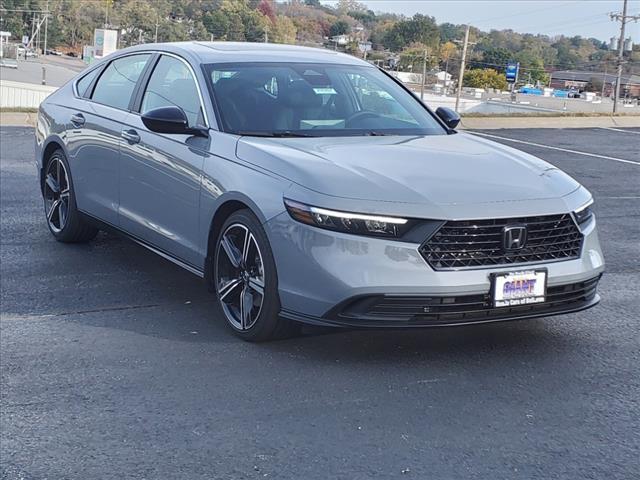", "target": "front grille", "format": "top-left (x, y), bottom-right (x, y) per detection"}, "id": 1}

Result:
top-left (420, 214), bottom-right (583, 270)
top-left (336, 276), bottom-right (600, 325)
